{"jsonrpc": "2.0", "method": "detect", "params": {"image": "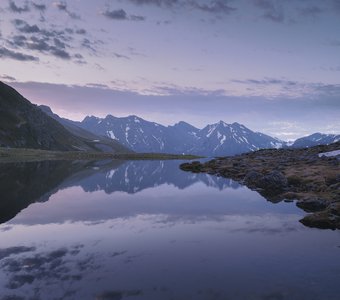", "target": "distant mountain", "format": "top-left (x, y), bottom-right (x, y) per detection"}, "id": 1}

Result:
top-left (291, 133), bottom-right (340, 148)
top-left (79, 114), bottom-right (173, 153)
top-left (77, 114), bottom-right (285, 156)
top-left (39, 105), bottom-right (131, 153)
top-left (0, 82), bottom-right (130, 153)
top-left (191, 121), bottom-right (284, 156)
